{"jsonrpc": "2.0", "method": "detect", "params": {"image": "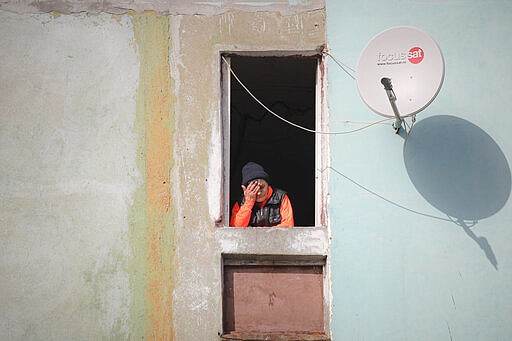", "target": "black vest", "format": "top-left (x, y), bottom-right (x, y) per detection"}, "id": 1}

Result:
top-left (239, 188), bottom-right (287, 227)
